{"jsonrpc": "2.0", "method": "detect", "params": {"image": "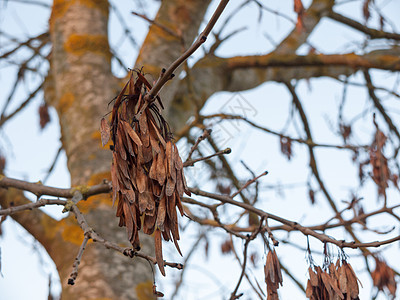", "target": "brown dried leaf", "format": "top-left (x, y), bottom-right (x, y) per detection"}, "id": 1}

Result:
top-left (143, 212), bottom-right (156, 235)
top-left (149, 157), bottom-right (157, 180)
top-left (174, 144), bottom-right (183, 170)
top-left (142, 144), bottom-right (153, 164)
top-left (136, 167), bottom-right (147, 193)
top-left (156, 150), bottom-right (166, 185)
top-left (139, 112), bottom-right (150, 147)
top-left (122, 188), bottom-right (135, 204)
top-left (149, 118), bottom-right (166, 148)
top-left (221, 240), bottom-right (232, 254)
top-left (176, 171), bottom-right (184, 197)
top-left (156, 195), bottom-right (166, 230)
top-left (155, 229), bottom-right (165, 276)
top-left (309, 267), bottom-right (318, 287)
top-left (138, 191), bottom-right (150, 214)
top-left (149, 126), bottom-right (161, 154)
top-left (338, 265), bottom-right (347, 294)
top-left (280, 136), bottom-right (292, 160)
top-left (265, 251), bottom-right (275, 283)
top-left (345, 265), bottom-right (359, 299)
top-left (305, 280), bottom-right (313, 298)
top-left (123, 121), bottom-right (143, 148)
top-left (39, 103), bottom-right (51, 129)
top-left (272, 250), bottom-right (282, 285)
top-left (116, 128), bottom-right (127, 161)
top-left (123, 200), bottom-right (135, 242)
top-left (166, 177), bottom-right (175, 197)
